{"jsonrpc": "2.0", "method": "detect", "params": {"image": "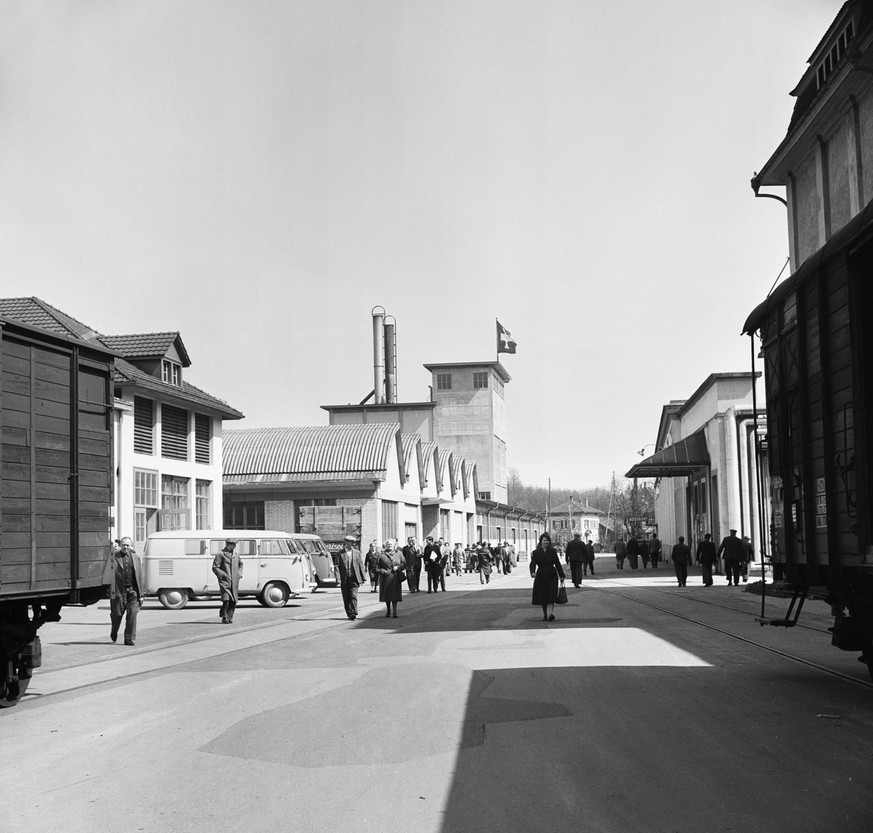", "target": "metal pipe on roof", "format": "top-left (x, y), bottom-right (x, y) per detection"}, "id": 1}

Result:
top-left (372, 306), bottom-right (385, 404)
top-left (384, 315), bottom-right (397, 404)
